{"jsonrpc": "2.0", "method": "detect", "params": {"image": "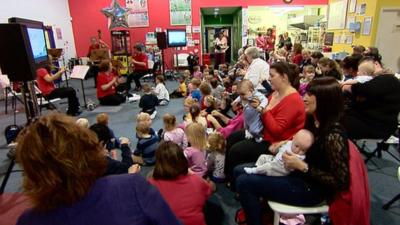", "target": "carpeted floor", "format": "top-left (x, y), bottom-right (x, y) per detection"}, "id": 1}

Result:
top-left (0, 78), bottom-right (399, 225)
